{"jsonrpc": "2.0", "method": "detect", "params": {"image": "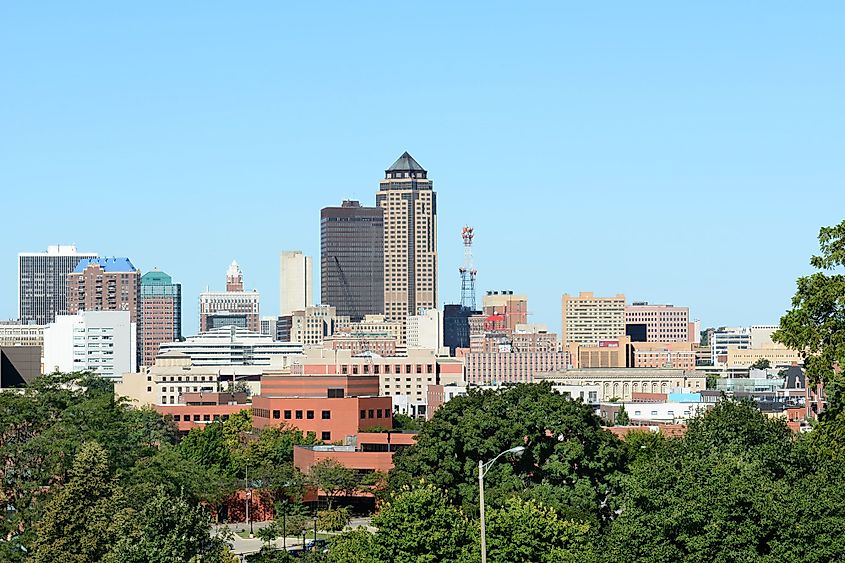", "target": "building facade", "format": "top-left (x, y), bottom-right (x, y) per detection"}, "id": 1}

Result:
top-left (631, 341), bottom-right (697, 370)
top-left (377, 152), bottom-right (437, 342)
top-left (157, 326), bottom-right (302, 367)
top-left (711, 327), bottom-right (752, 366)
top-left (465, 350), bottom-right (568, 386)
top-left (407, 308), bottom-right (442, 351)
top-left (289, 305), bottom-right (350, 346)
top-left (18, 245), bottom-right (98, 325)
top-left (482, 291), bottom-right (528, 333)
top-left (280, 251), bottom-right (313, 317)
top-left (536, 368), bottom-right (707, 403)
top-left (0, 322), bottom-right (45, 349)
top-left (561, 292), bottom-right (626, 346)
top-left (139, 270), bottom-right (181, 368)
top-left (625, 302), bottom-right (691, 343)
top-left (66, 257), bottom-right (140, 322)
top-left (443, 304), bottom-right (477, 355)
top-left (199, 261), bottom-right (260, 333)
top-left (43, 310), bottom-right (137, 378)
top-left (321, 200), bottom-right (384, 321)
